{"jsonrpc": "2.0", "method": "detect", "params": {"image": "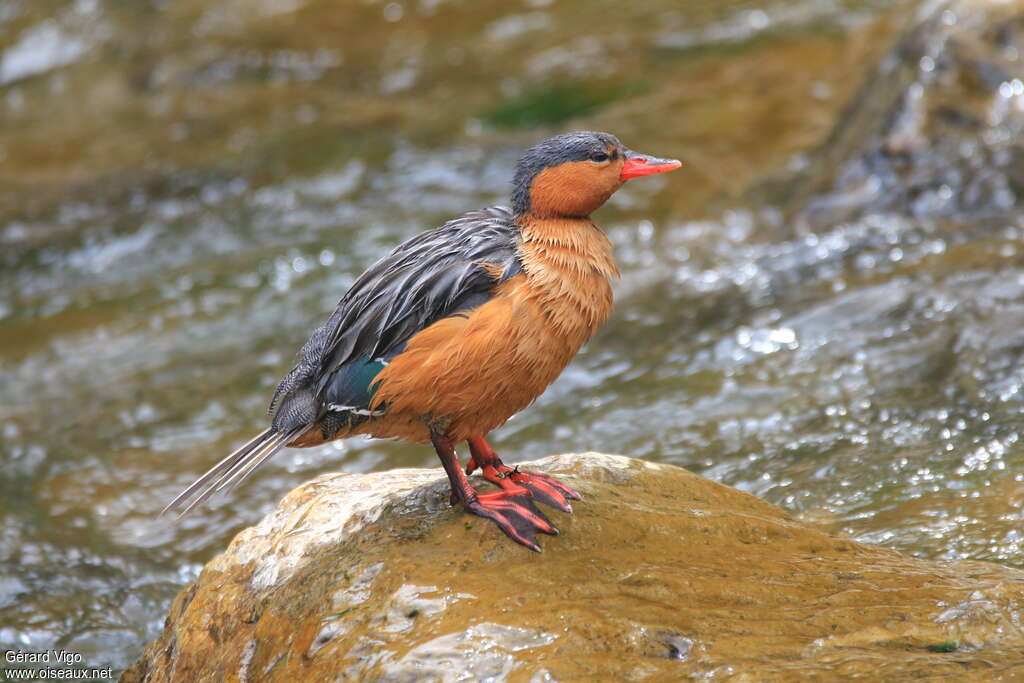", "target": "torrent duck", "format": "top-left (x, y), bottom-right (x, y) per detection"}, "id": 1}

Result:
top-left (165, 131), bottom-right (680, 551)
